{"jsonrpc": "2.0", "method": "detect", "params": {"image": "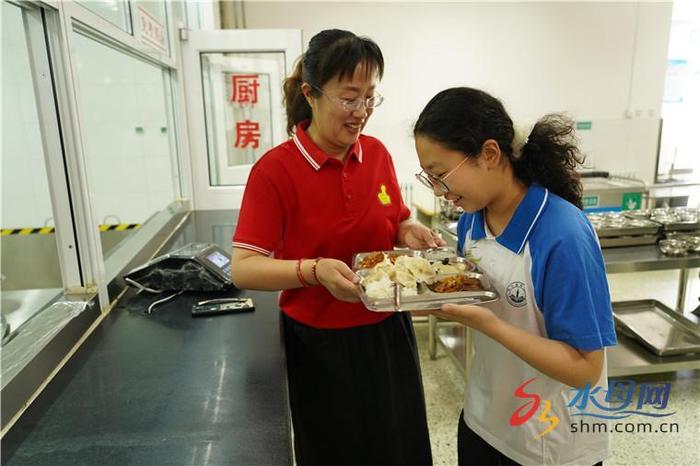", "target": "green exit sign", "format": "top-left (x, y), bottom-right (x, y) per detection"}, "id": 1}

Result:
top-left (583, 195), bottom-right (599, 208)
top-left (621, 192), bottom-right (642, 211)
top-left (576, 121), bottom-right (593, 130)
